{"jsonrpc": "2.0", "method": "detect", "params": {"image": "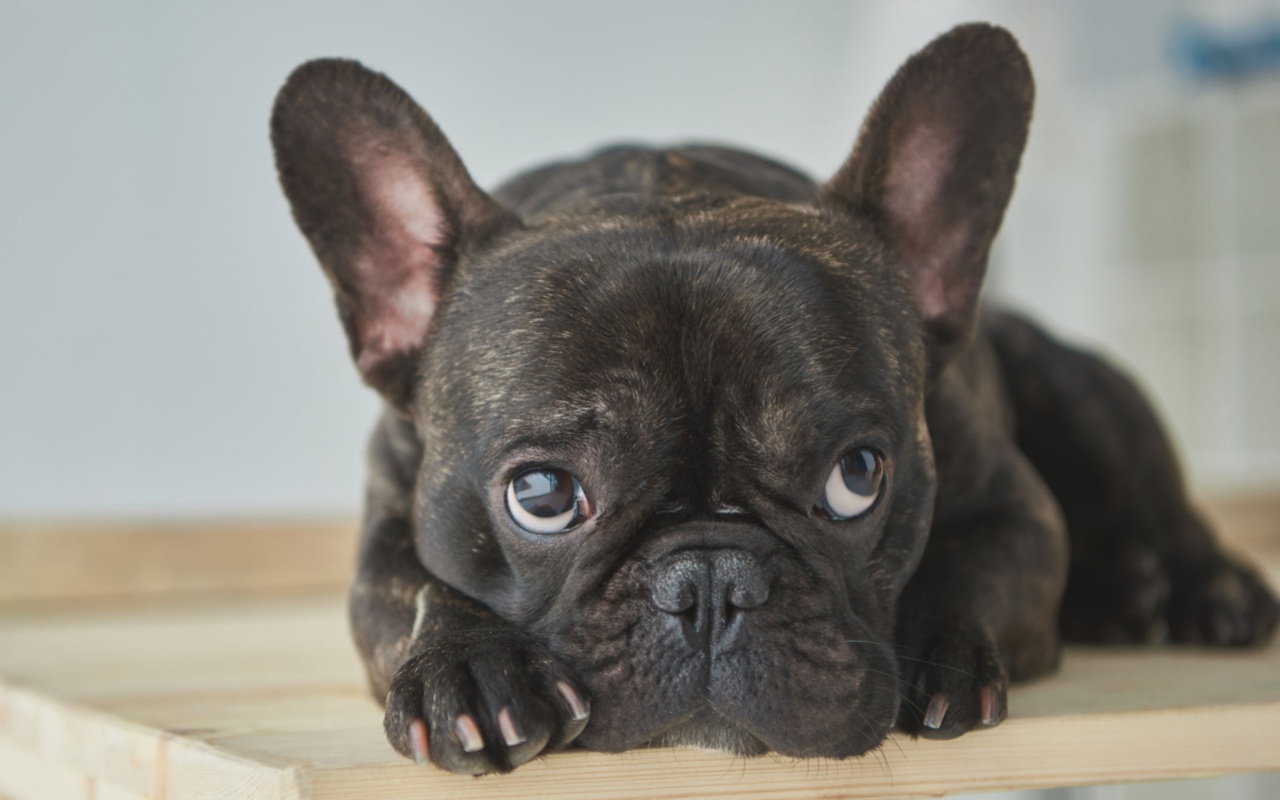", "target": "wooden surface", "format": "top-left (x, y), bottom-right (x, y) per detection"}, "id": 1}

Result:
top-left (0, 518), bottom-right (356, 607)
top-left (0, 496), bottom-right (1277, 799)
